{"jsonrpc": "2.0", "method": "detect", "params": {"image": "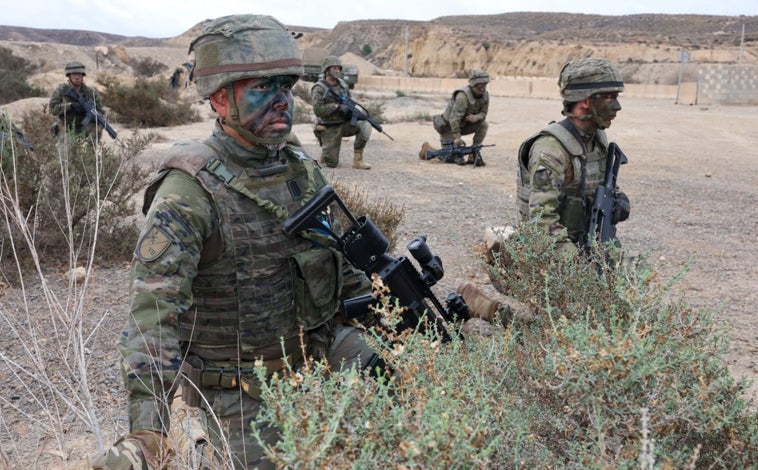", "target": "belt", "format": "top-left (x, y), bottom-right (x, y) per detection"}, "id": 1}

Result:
top-left (180, 351), bottom-right (303, 402)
